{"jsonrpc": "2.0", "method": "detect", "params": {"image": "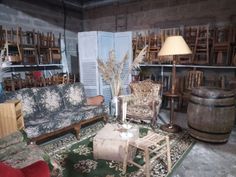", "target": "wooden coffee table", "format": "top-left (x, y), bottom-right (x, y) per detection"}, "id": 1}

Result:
top-left (93, 123), bottom-right (139, 162)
